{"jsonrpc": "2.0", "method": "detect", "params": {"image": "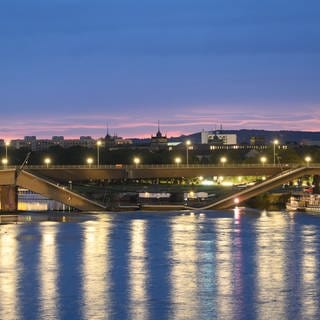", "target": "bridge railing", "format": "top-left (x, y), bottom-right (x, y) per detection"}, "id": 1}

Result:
top-left (2, 163), bottom-right (320, 170)
top-left (5, 163), bottom-right (313, 169)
